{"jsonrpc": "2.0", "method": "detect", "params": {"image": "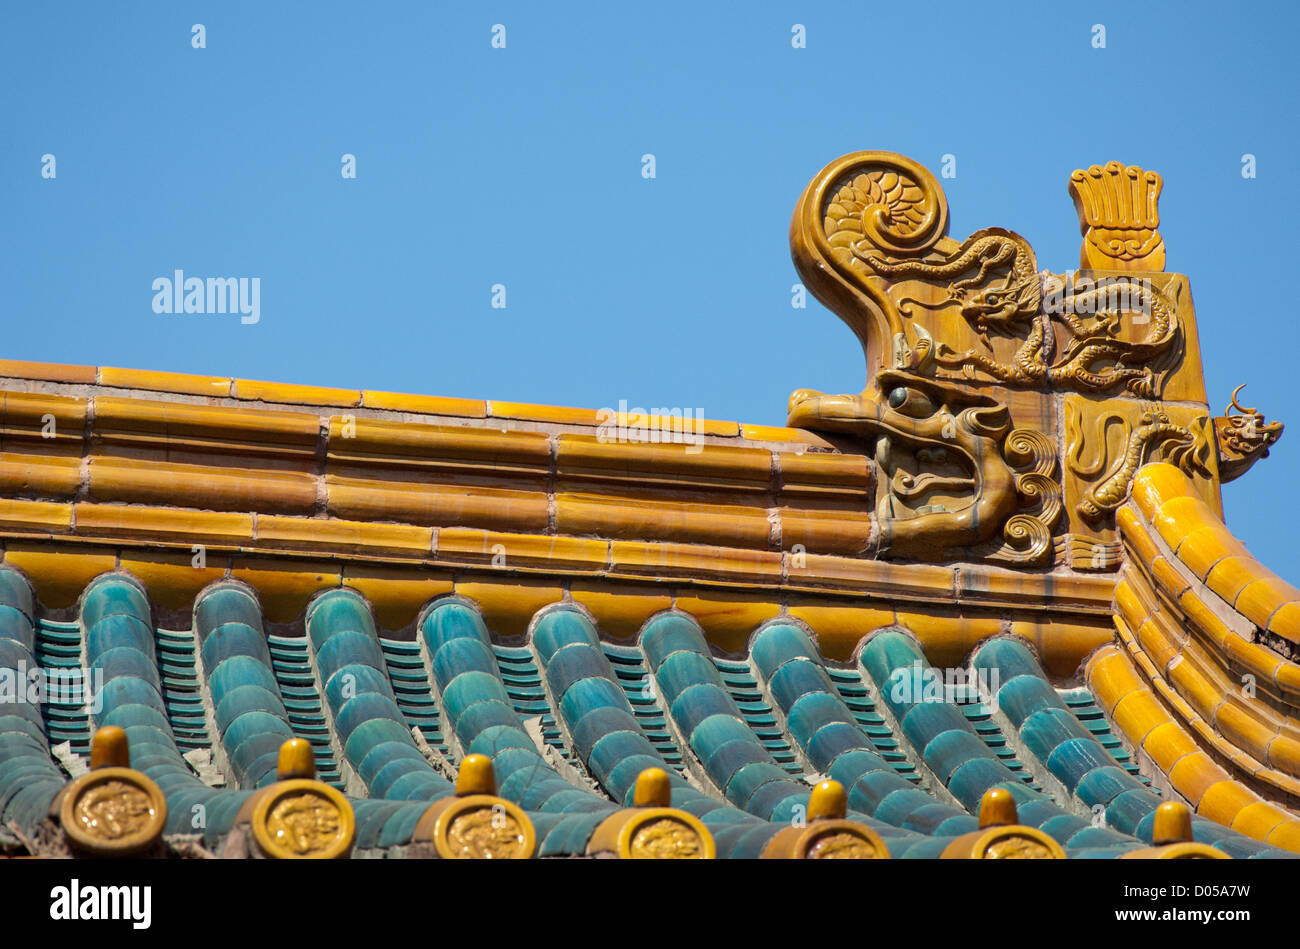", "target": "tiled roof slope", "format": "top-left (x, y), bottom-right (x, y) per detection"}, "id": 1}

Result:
top-left (1092, 463), bottom-right (1300, 850)
top-left (0, 563), bottom-right (1289, 857)
top-left (0, 361), bottom-right (1294, 857)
